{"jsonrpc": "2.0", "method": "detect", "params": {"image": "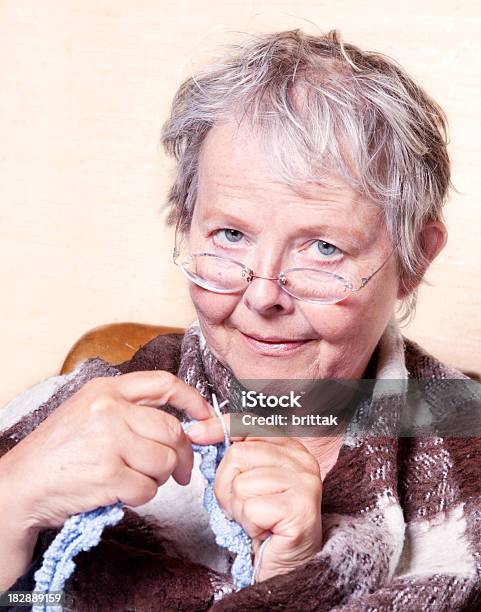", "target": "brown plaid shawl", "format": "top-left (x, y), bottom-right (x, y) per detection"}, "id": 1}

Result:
top-left (1, 322), bottom-right (480, 611)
